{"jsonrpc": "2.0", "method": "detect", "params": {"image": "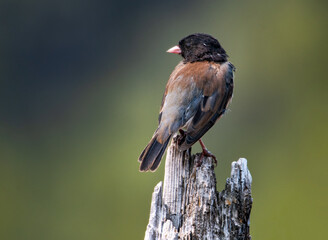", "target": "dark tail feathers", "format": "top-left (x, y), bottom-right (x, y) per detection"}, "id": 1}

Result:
top-left (139, 134), bottom-right (171, 172)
